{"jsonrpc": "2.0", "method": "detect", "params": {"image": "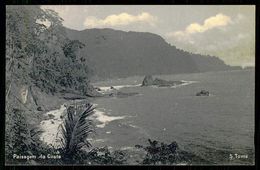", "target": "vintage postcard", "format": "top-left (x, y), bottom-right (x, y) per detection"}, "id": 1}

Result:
top-left (5, 5), bottom-right (255, 165)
